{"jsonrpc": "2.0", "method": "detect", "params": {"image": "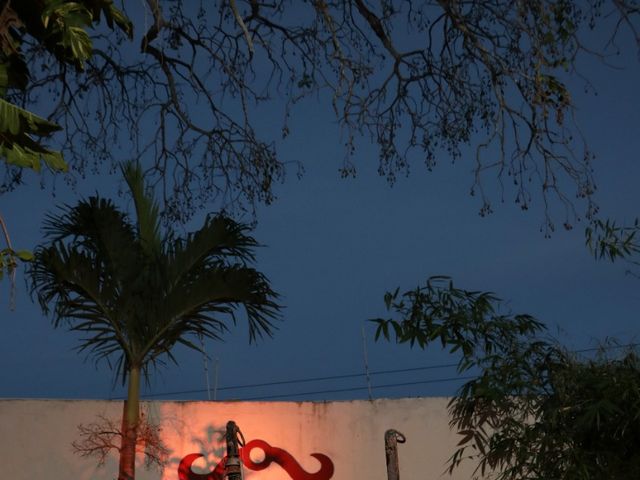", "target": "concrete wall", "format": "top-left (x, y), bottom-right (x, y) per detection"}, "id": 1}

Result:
top-left (0, 398), bottom-right (479, 479)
